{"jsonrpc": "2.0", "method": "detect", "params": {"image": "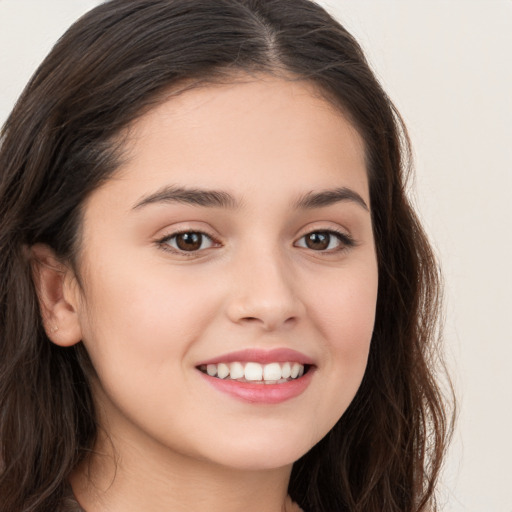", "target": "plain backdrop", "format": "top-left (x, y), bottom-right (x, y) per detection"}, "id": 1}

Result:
top-left (1, 1), bottom-right (511, 510)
